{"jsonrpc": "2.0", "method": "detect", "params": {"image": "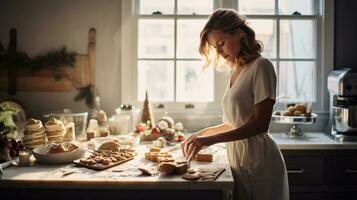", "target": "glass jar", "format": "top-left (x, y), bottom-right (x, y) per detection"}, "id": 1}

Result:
top-left (115, 104), bottom-right (140, 135)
